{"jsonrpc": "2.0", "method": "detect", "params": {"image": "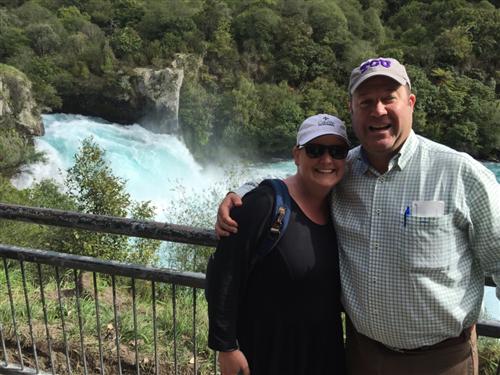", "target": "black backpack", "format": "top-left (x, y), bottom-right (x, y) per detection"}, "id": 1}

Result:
top-left (205, 179), bottom-right (291, 302)
top-left (253, 179), bottom-right (292, 261)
